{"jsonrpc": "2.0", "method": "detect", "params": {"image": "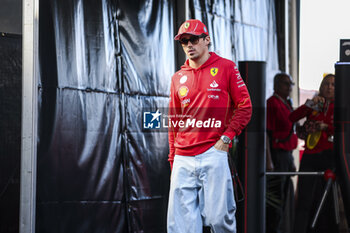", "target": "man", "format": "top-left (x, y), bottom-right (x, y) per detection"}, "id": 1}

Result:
top-left (266, 73), bottom-right (298, 233)
top-left (167, 19), bottom-right (252, 233)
